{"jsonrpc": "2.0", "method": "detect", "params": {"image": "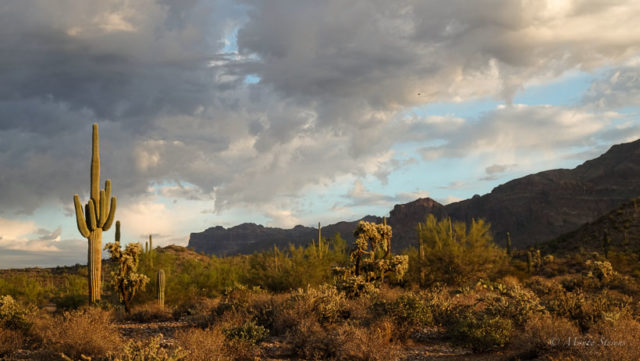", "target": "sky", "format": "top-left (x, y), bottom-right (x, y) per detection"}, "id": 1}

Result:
top-left (1, 0), bottom-right (640, 268)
